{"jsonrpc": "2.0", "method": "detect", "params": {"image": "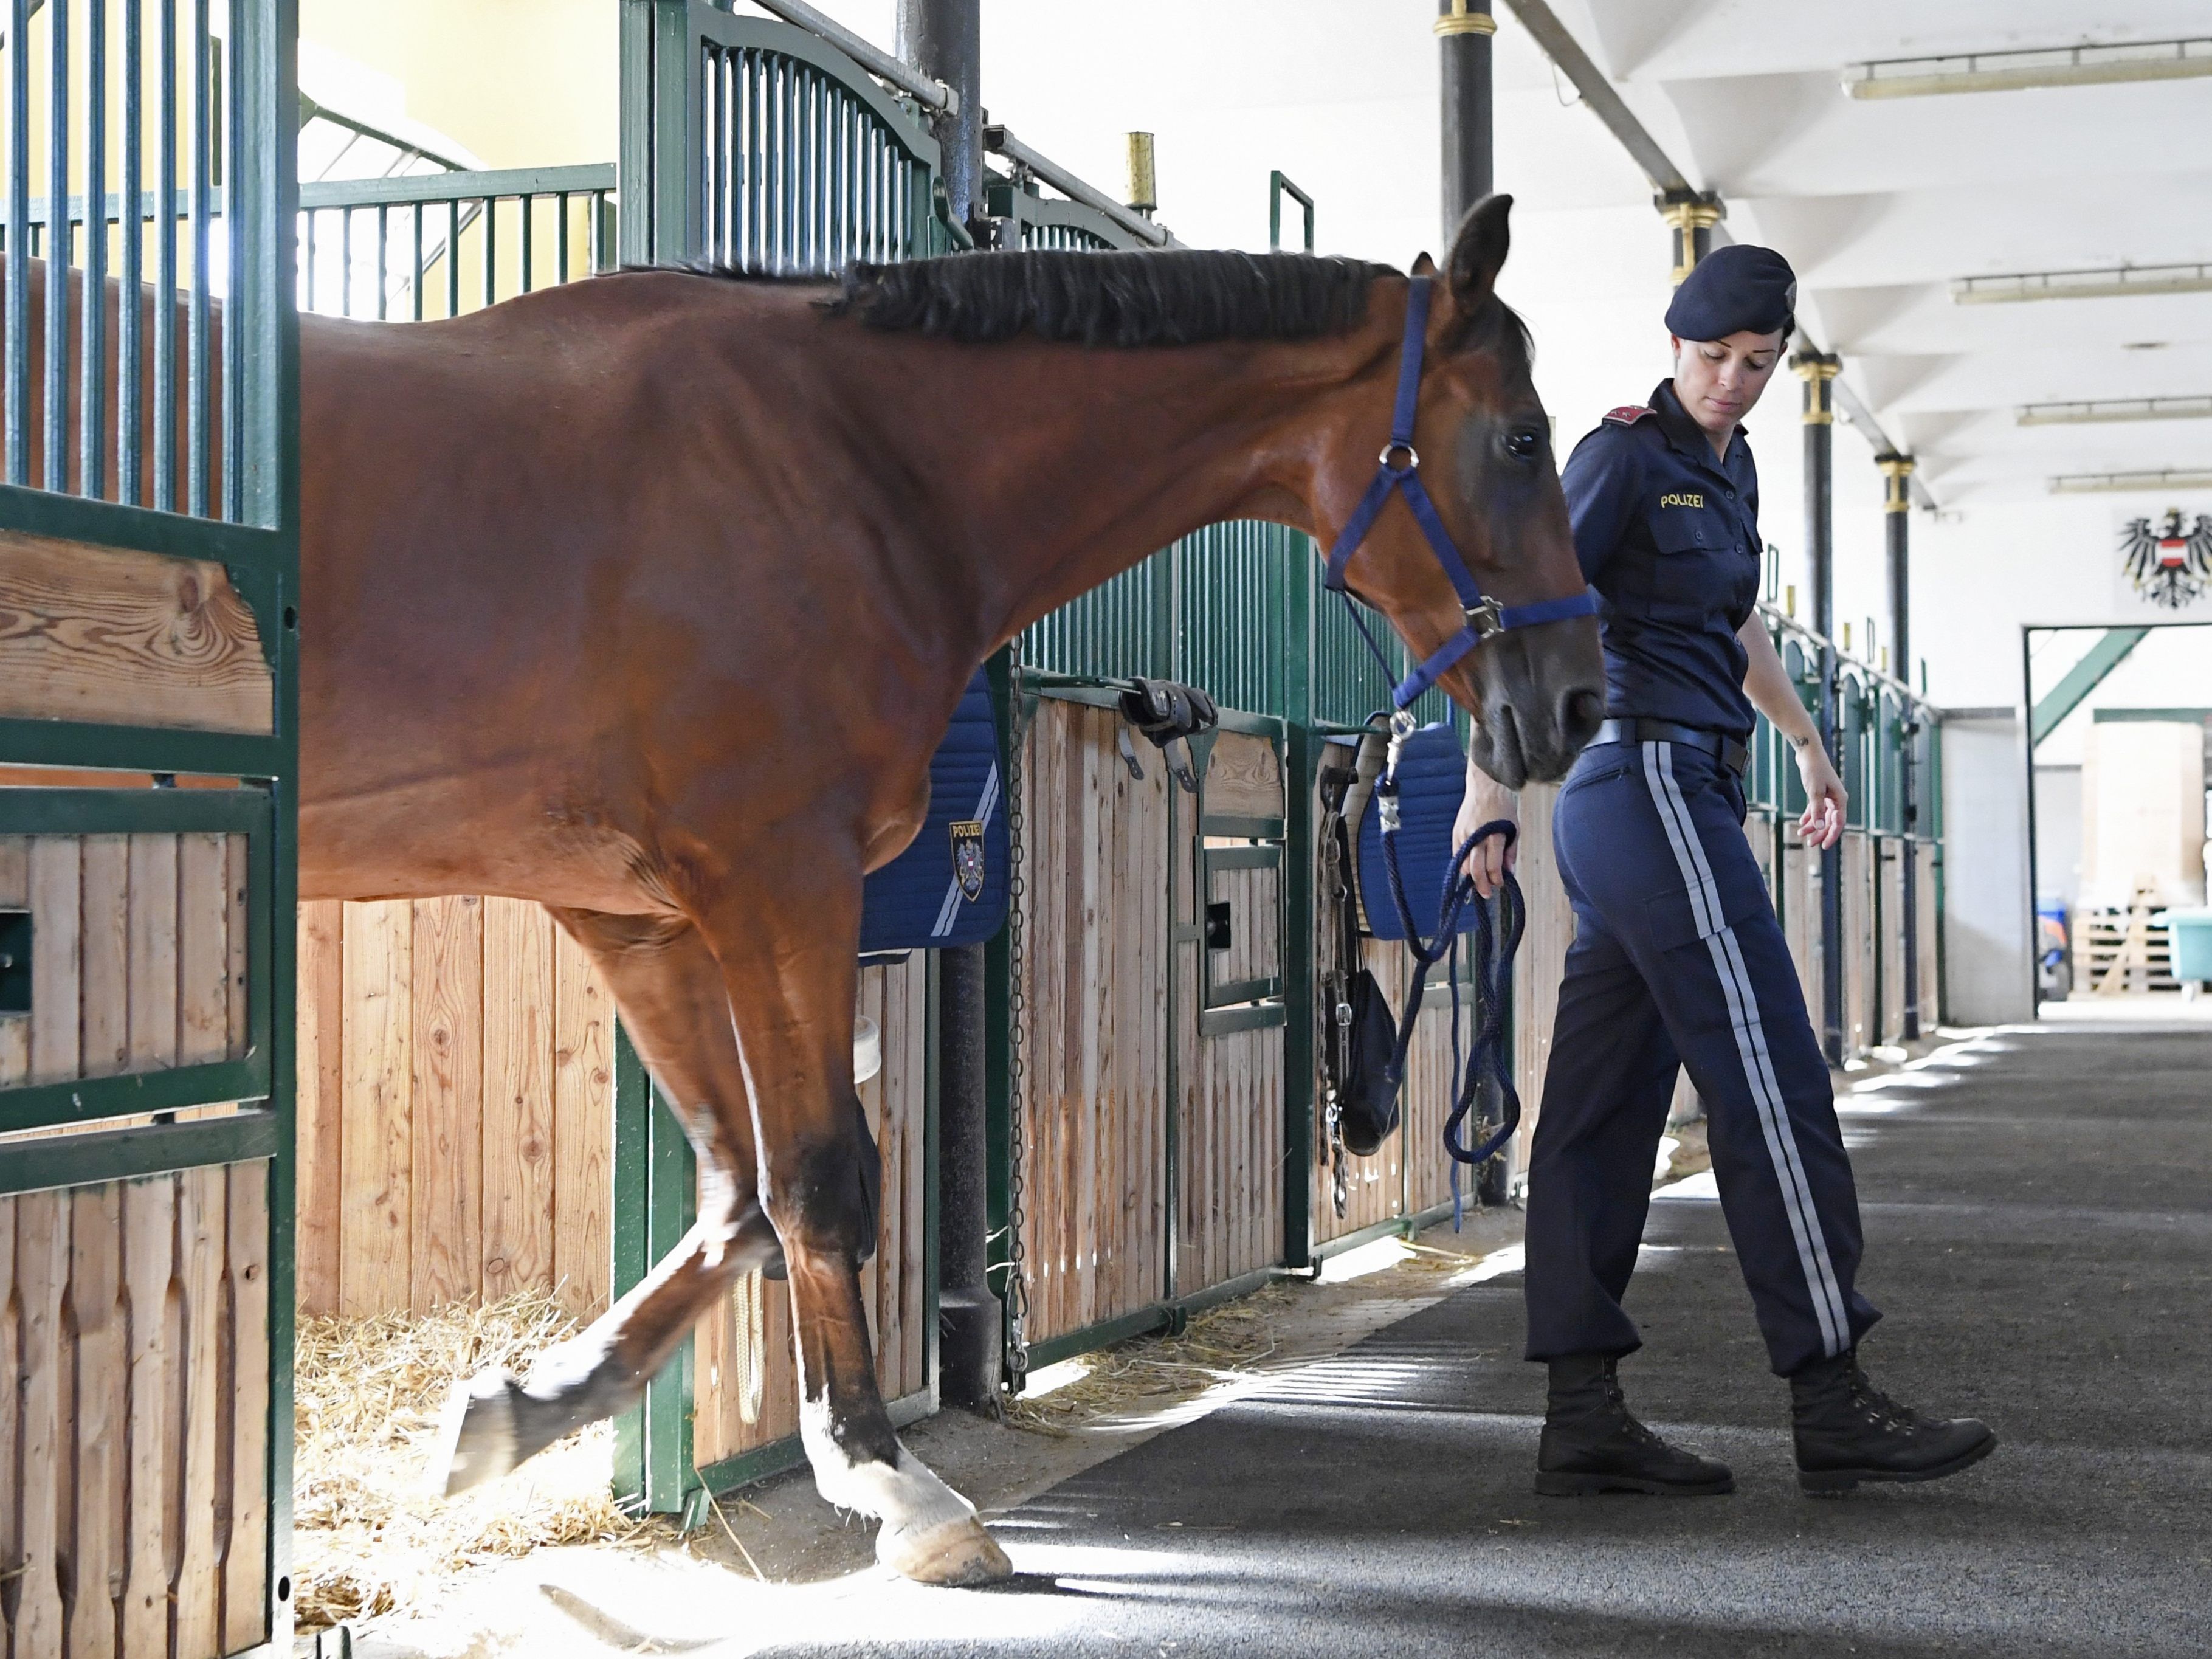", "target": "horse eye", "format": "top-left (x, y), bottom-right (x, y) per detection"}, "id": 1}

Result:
top-left (1502, 427), bottom-right (1543, 463)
